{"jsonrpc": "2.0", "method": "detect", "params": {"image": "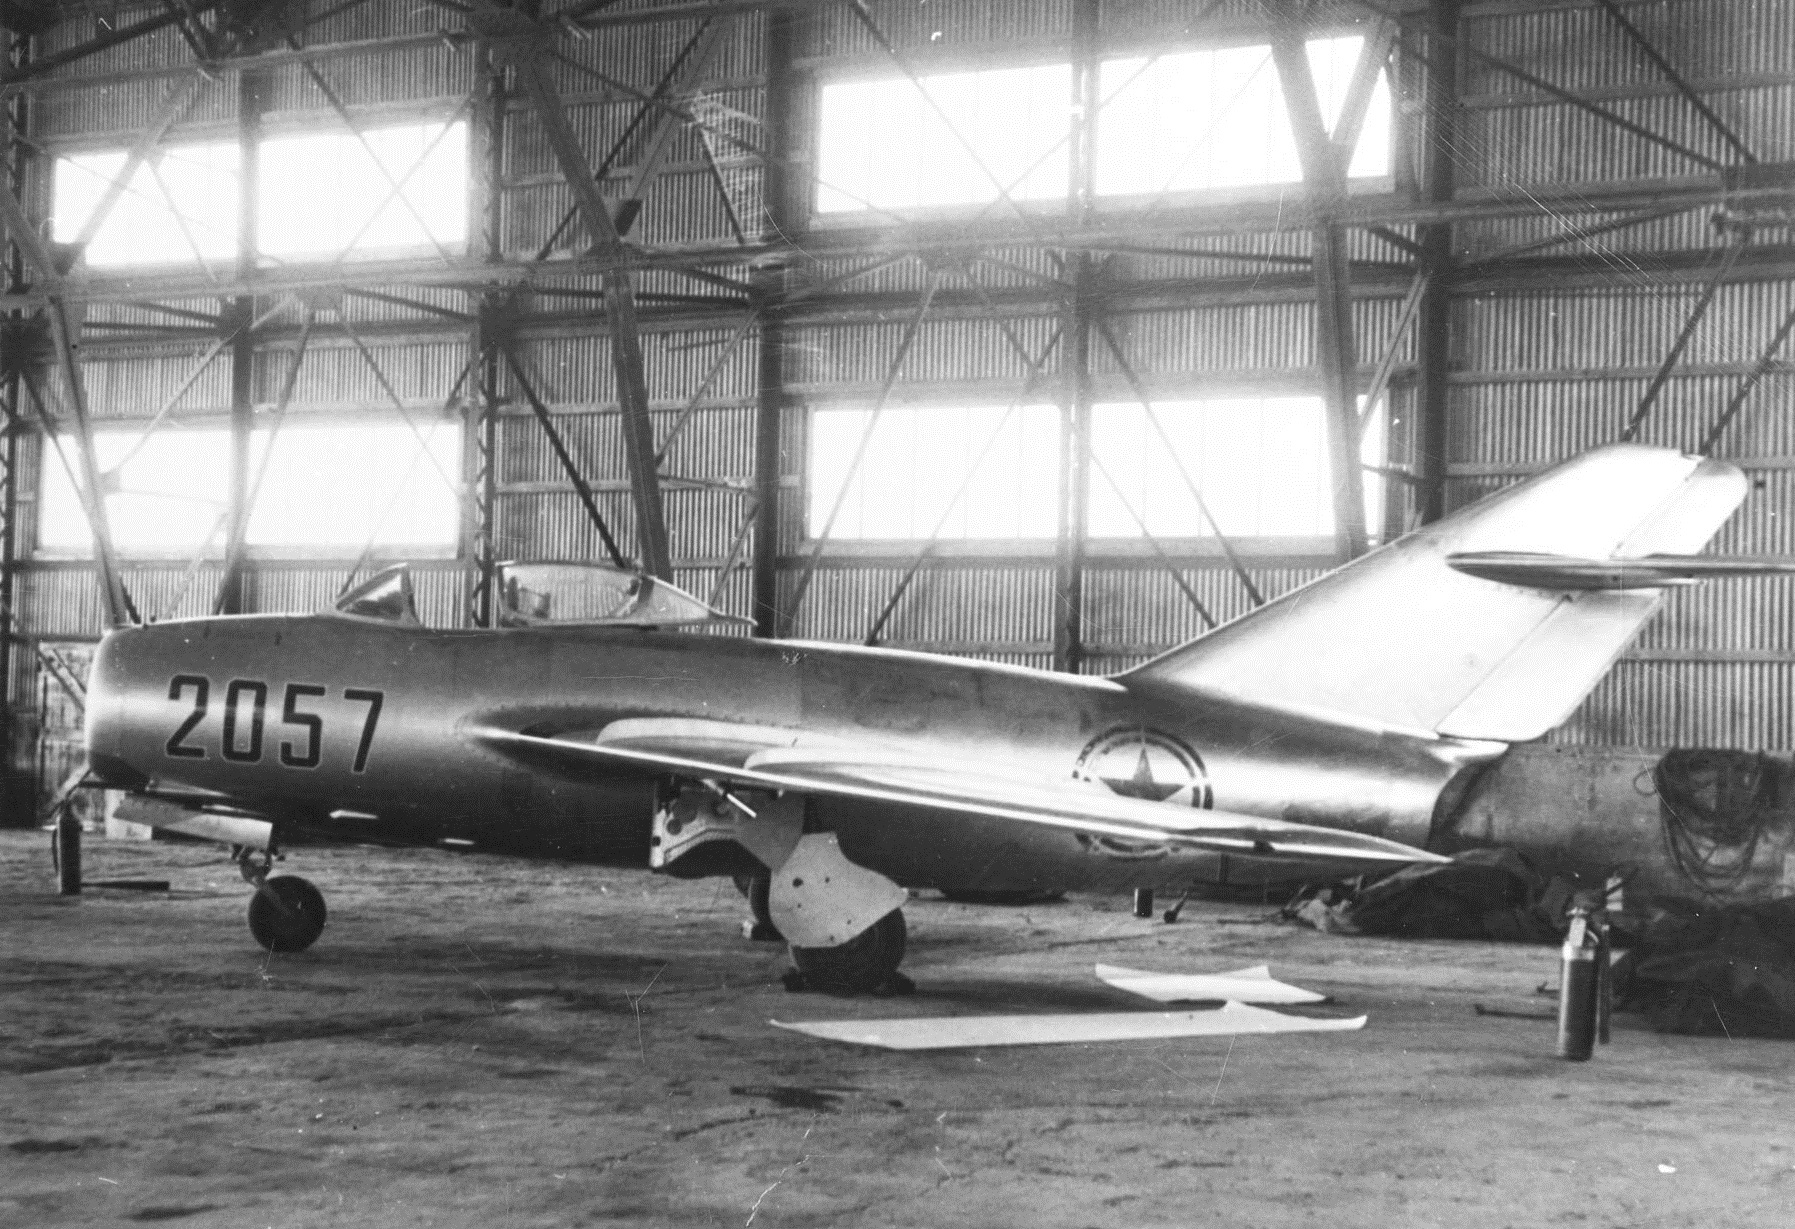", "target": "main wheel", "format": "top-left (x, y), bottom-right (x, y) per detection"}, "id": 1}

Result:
top-left (789, 909), bottom-right (906, 995)
top-left (247, 876), bottom-right (327, 953)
